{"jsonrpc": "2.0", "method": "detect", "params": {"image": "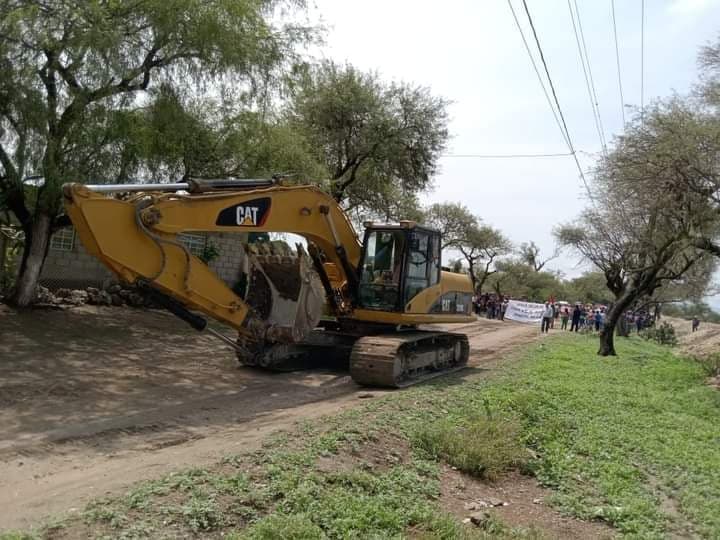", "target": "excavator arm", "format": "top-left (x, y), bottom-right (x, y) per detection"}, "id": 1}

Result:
top-left (63, 181), bottom-right (362, 340)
